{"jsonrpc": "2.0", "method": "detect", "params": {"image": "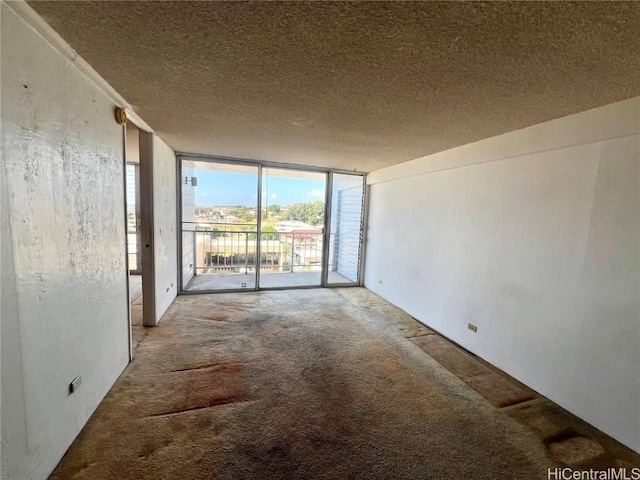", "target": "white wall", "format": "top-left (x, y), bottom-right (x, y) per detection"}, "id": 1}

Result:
top-left (365, 98), bottom-right (640, 453)
top-left (152, 136), bottom-right (178, 322)
top-left (1, 4), bottom-right (130, 478)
